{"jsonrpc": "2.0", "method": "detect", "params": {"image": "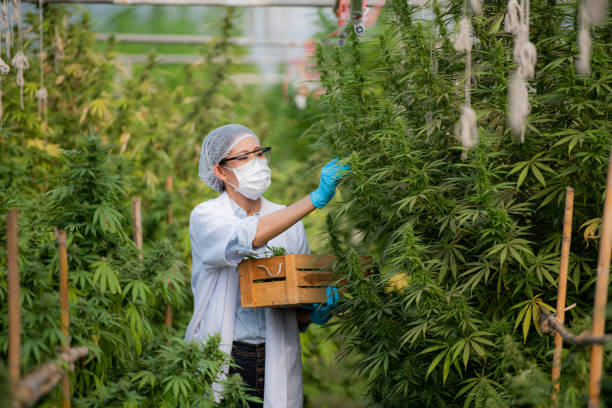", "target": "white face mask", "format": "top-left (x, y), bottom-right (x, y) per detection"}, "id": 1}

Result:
top-left (224, 157), bottom-right (271, 200)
